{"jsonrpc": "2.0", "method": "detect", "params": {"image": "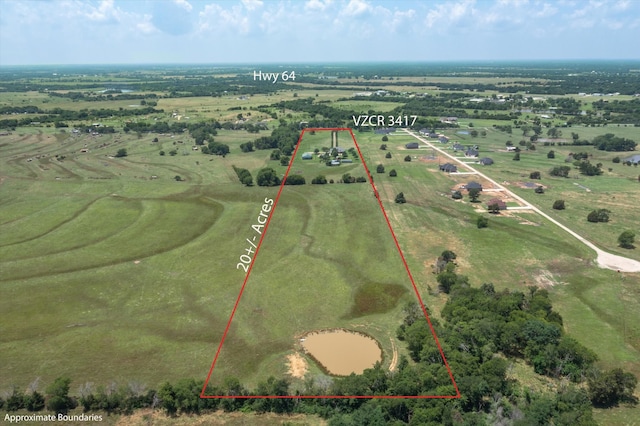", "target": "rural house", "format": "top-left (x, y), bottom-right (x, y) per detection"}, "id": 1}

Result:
top-left (479, 157), bottom-right (494, 165)
top-left (465, 148), bottom-right (479, 158)
top-left (486, 198), bottom-right (506, 210)
top-left (465, 181), bottom-right (483, 191)
top-left (439, 163), bottom-right (458, 173)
